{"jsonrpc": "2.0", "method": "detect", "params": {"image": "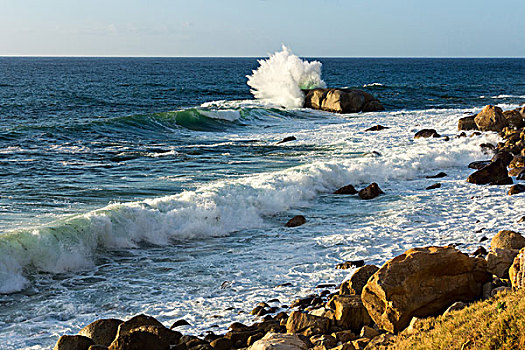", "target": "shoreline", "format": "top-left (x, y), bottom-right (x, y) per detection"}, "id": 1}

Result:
top-left (51, 102), bottom-right (525, 350)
